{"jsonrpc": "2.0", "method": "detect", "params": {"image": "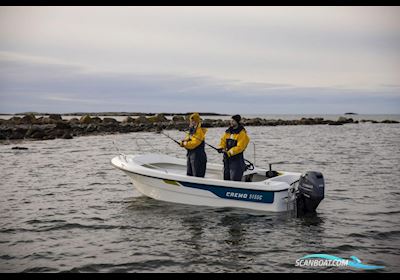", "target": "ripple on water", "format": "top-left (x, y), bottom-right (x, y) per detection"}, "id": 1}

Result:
top-left (1, 124), bottom-right (400, 272)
